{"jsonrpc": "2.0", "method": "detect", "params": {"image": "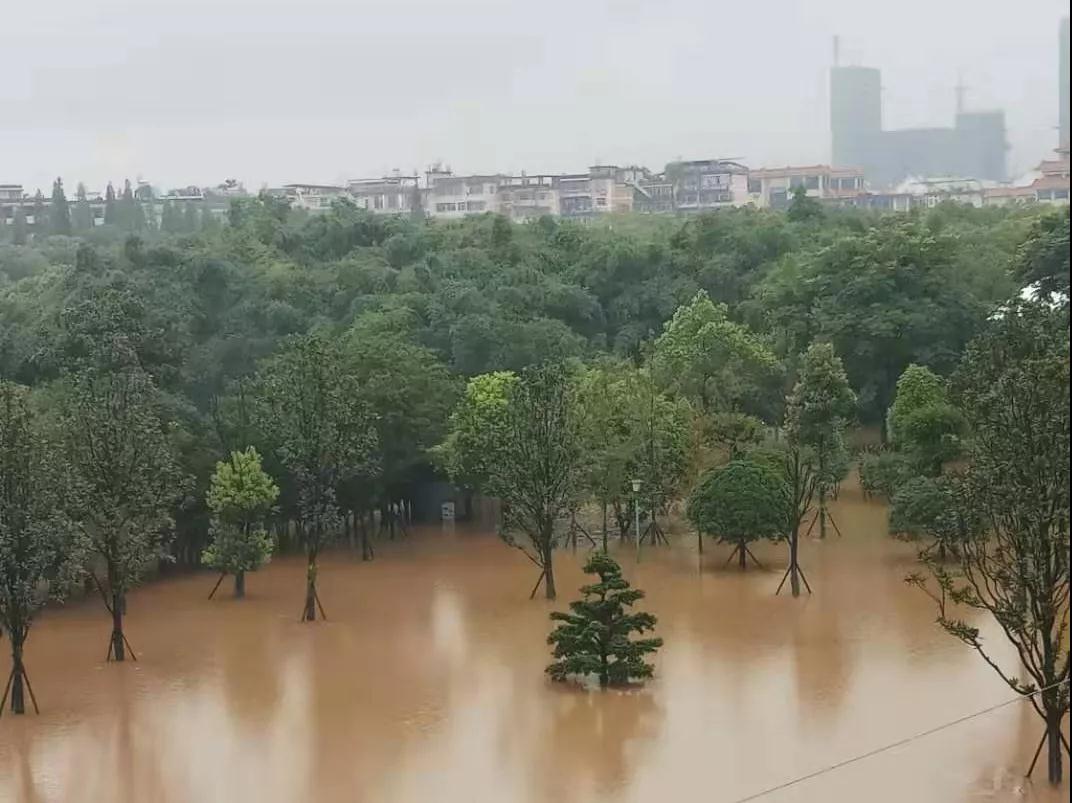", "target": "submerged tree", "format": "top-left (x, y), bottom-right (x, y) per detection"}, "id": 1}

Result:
top-left (202, 447), bottom-right (279, 598)
top-left (784, 342), bottom-right (855, 539)
top-left (889, 474), bottom-right (979, 560)
top-left (253, 333), bottom-right (375, 621)
top-left (907, 302), bottom-right (1070, 784)
top-left (546, 552), bottom-right (662, 687)
top-left (497, 363), bottom-right (584, 600)
top-left (0, 383), bottom-right (81, 715)
top-left (62, 366), bottom-right (181, 661)
top-left (687, 459), bottom-right (790, 570)
top-left (888, 364), bottom-right (965, 475)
